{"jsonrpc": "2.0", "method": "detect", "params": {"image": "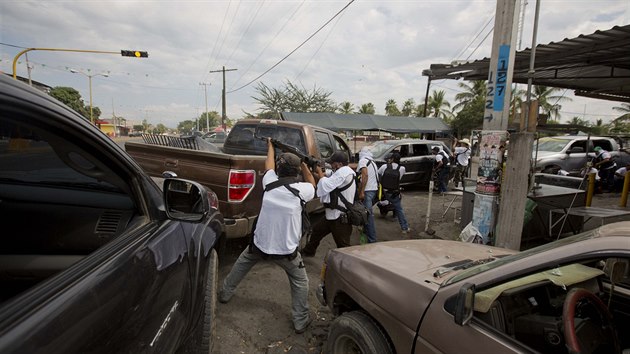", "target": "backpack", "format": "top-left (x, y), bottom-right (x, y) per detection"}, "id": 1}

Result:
top-left (380, 163), bottom-right (401, 191)
top-left (264, 177), bottom-right (312, 240)
top-left (325, 179), bottom-right (369, 226)
top-left (436, 151), bottom-right (451, 168)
